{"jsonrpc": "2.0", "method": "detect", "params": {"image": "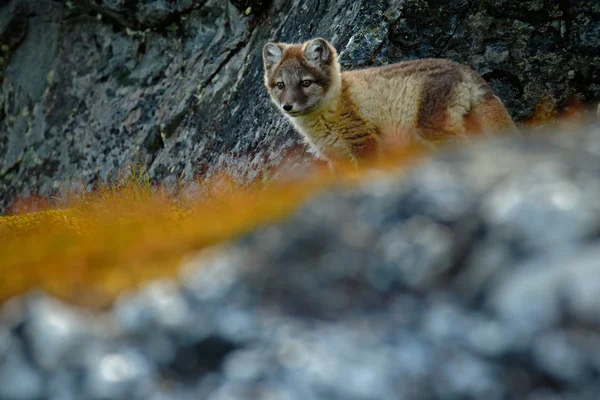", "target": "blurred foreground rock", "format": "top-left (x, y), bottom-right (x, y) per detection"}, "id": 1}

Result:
top-left (1, 0), bottom-right (599, 213)
top-left (2, 122), bottom-right (600, 399)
